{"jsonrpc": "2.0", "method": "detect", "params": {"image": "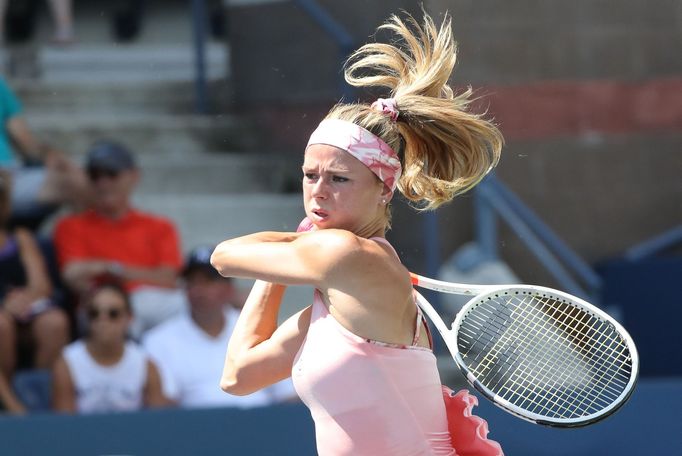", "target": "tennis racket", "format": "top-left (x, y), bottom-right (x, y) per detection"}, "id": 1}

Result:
top-left (411, 272), bottom-right (638, 427)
